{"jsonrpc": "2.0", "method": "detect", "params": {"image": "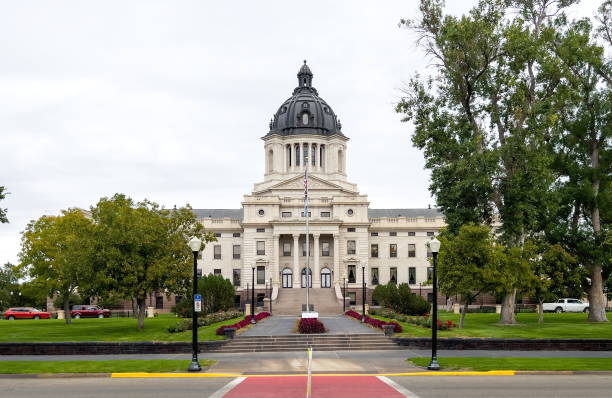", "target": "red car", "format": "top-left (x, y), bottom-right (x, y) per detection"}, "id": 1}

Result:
top-left (3, 307), bottom-right (51, 320)
top-left (70, 305), bottom-right (111, 319)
